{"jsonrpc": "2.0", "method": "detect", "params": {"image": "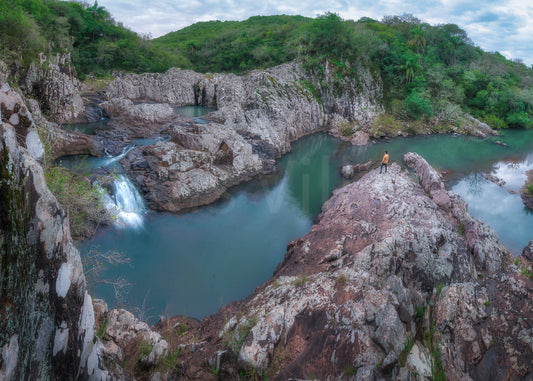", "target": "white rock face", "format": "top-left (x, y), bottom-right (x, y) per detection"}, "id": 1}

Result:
top-left (96, 305), bottom-right (169, 367)
top-left (56, 262), bottom-right (72, 298)
top-left (101, 98), bottom-right (176, 124)
top-left (24, 53), bottom-right (85, 123)
top-left (0, 83), bottom-right (107, 379)
top-left (0, 335), bottom-right (19, 381)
